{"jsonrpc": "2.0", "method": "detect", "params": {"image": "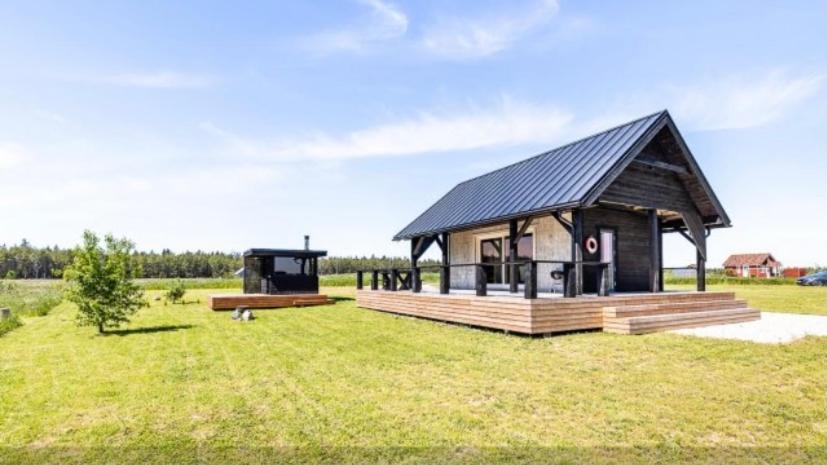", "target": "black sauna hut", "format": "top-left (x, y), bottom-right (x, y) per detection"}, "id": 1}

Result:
top-left (242, 238), bottom-right (327, 294)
